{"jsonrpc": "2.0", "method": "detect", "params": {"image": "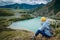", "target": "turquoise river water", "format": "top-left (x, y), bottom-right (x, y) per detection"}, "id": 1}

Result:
top-left (9, 17), bottom-right (41, 32)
